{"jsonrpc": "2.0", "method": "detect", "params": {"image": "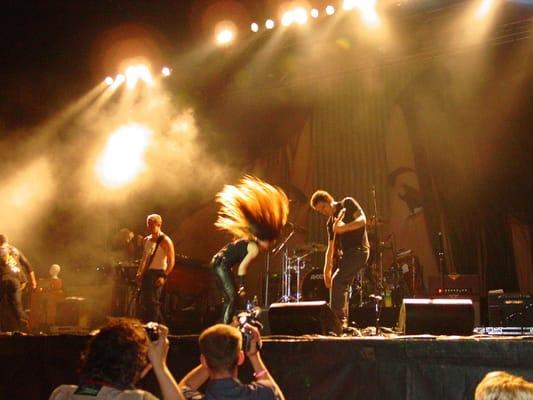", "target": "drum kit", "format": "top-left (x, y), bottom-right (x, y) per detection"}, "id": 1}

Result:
top-left (269, 194), bottom-right (419, 308)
